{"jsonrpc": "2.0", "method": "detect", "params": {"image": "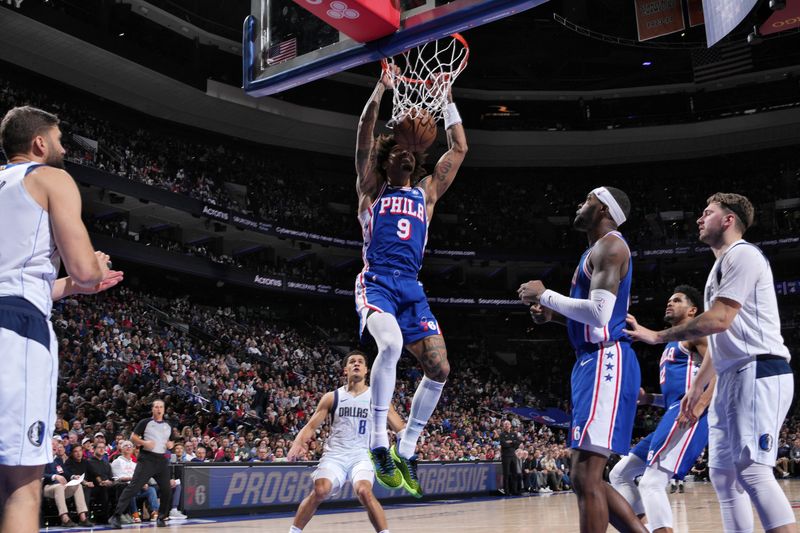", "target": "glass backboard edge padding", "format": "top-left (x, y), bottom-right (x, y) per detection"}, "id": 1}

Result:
top-left (243, 0), bottom-right (549, 97)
